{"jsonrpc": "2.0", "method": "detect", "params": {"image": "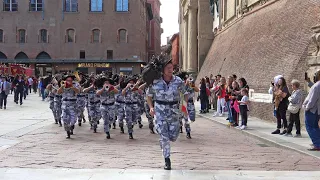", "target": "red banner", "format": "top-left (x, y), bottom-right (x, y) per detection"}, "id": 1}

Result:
top-left (25, 68), bottom-right (34, 77)
top-left (10, 65), bottom-right (20, 76)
